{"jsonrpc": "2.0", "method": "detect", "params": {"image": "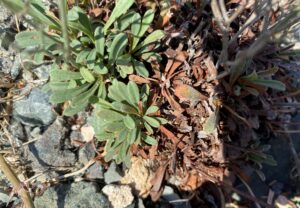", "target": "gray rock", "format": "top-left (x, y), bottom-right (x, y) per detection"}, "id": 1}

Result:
top-left (13, 88), bottom-right (56, 126)
top-left (32, 64), bottom-right (51, 80)
top-left (10, 54), bottom-right (21, 79)
top-left (9, 119), bottom-right (25, 141)
top-left (26, 119), bottom-right (76, 169)
top-left (0, 192), bottom-right (10, 205)
top-left (78, 143), bottom-right (95, 165)
top-left (0, 49), bottom-right (13, 74)
top-left (1, 31), bottom-right (15, 50)
top-left (104, 162), bottom-right (122, 184)
top-left (137, 198), bottom-right (145, 208)
top-left (0, 7), bottom-right (12, 24)
top-left (86, 162), bottom-right (104, 179)
top-left (34, 181), bottom-right (109, 208)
